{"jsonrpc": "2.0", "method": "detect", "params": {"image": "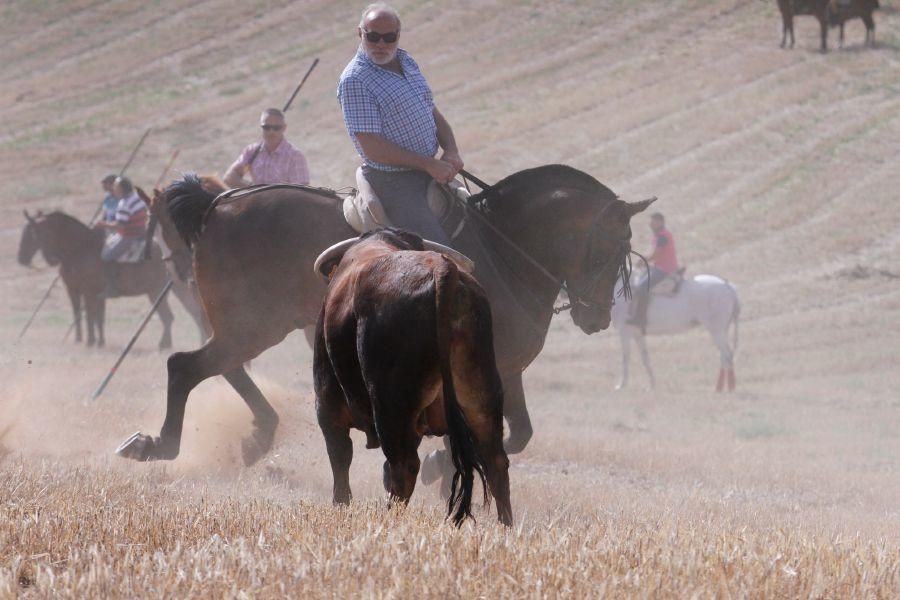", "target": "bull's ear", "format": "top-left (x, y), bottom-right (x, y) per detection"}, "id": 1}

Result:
top-left (23, 209), bottom-right (35, 223)
top-left (625, 197), bottom-right (657, 218)
top-left (136, 187), bottom-right (151, 206)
